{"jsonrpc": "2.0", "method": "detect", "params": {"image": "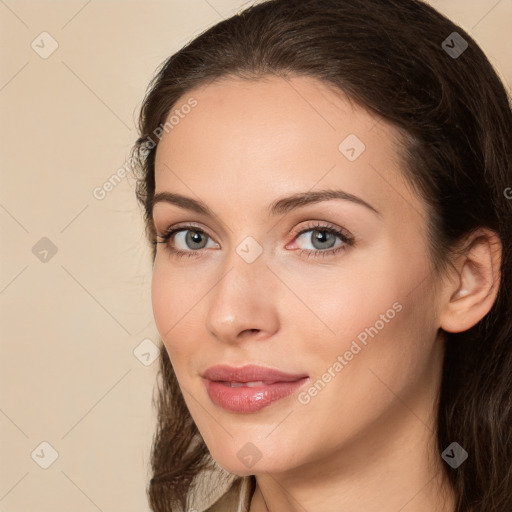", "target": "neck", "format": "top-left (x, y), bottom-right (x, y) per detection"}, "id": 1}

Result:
top-left (251, 426), bottom-right (455, 512)
top-left (249, 366), bottom-right (456, 512)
